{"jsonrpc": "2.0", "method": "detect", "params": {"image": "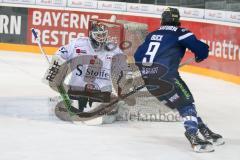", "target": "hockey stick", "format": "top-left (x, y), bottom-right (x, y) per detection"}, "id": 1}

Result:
top-left (31, 29), bottom-right (50, 64)
top-left (31, 28), bottom-right (74, 116)
top-left (73, 57), bottom-right (196, 119)
top-left (179, 57), bottom-right (195, 67)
